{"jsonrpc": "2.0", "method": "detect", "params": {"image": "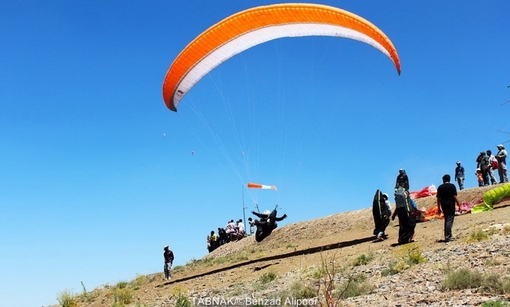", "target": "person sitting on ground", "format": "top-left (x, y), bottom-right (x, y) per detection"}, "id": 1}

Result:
top-left (225, 220), bottom-right (238, 241)
top-left (237, 219), bottom-right (245, 236)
